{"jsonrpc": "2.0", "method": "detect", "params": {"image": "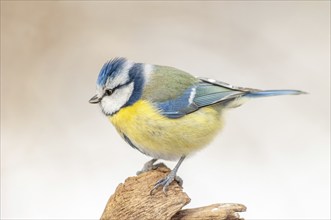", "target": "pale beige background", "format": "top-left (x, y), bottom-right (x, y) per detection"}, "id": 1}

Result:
top-left (1, 1), bottom-right (330, 219)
